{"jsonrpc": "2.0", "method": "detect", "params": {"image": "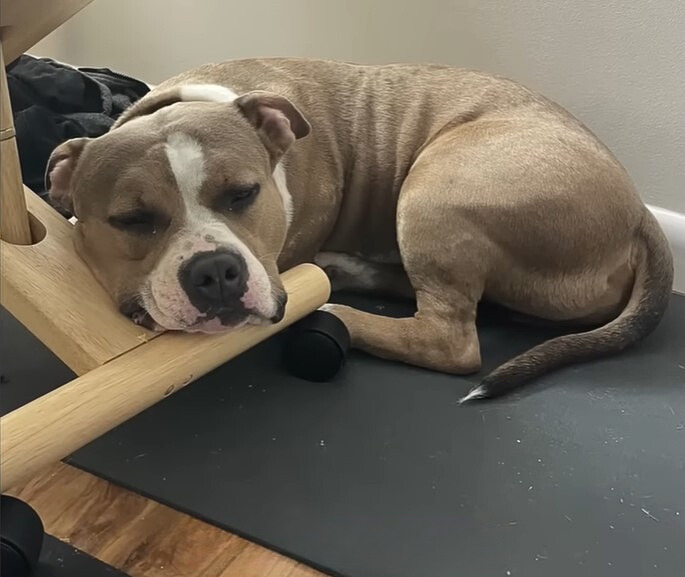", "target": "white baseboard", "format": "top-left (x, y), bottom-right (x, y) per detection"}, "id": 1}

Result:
top-left (647, 205), bottom-right (685, 295)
